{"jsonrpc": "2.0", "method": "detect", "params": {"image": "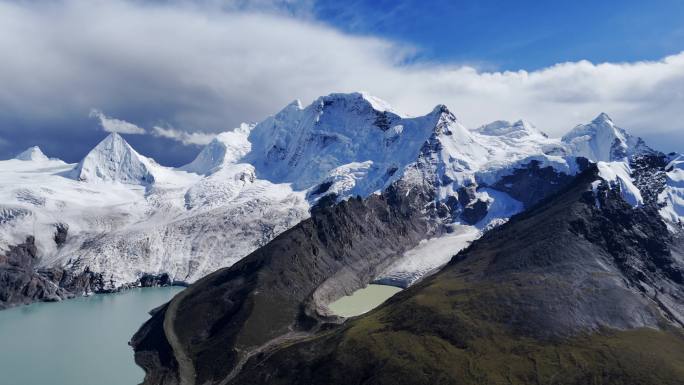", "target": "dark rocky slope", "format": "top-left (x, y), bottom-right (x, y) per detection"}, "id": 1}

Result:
top-left (131, 181), bottom-right (439, 385)
top-left (224, 165), bottom-right (684, 385)
top-left (0, 236), bottom-right (99, 309)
